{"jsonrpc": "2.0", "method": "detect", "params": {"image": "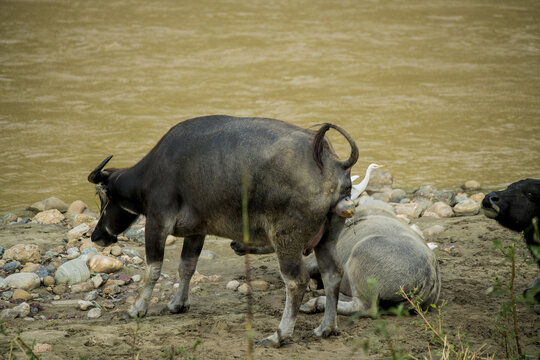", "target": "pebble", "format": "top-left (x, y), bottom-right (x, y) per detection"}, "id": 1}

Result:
top-left (33, 343), bottom-right (53, 354)
top-left (13, 289), bottom-right (33, 301)
top-left (442, 244), bottom-right (462, 257)
top-left (103, 284), bottom-right (122, 296)
top-left (464, 180), bottom-right (481, 191)
top-left (88, 255), bottom-right (124, 273)
top-left (87, 307), bottom-right (102, 319)
top-left (390, 189), bottom-right (407, 203)
top-left (68, 223), bottom-right (90, 240)
top-left (423, 225), bottom-right (446, 237)
top-left (132, 256), bottom-right (144, 265)
top-left (71, 280), bottom-right (94, 293)
top-left (92, 275), bottom-right (104, 288)
top-left (131, 274), bottom-right (142, 282)
top-left (424, 202), bottom-right (454, 218)
top-left (0, 302), bottom-right (30, 320)
top-left (66, 247), bottom-right (81, 260)
top-left (123, 225), bottom-right (145, 242)
top-left (2, 291), bottom-right (13, 300)
top-left (237, 283), bottom-right (250, 294)
top-left (51, 299), bottom-right (80, 306)
top-left (67, 200), bottom-right (88, 215)
top-left (111, 246), bottom-right (122, 256)
top-left (52, 285), bottom-right (68, 295)
top-left (122, 249), bottom-right (141, 258)
top-left (33, 209), bottom-right (65, 224)
top-left (79, 239), bottom-right (98, 252)
top-left (43, 276), bottom-right (55, 286)
top-left (470, 193), bottom-right (485, 202)
top-left (453, 199), bottom-right (480, 216)
top-left (55, 259), bottom-right (91, 285)
top-left (31, 266), bottom-right (51, 279)
top-left (4, 244), bottom-right (42, 263)
top-left (4, 272), bottom-right (41, 290)
top-left (78, 300), bottom-right (94, 311)
top-left (0, 214), bottom-right (18, 226)
top-left (251, 280), bottom-right (269, 291)
top-left (21, 263), bottom-right (41, 273)
top-left (165, 235), bottom-right (177, 246)
top-left (84, 290), bottom-right (99, 301)
top-left (42, 197), bottom-right (69, 212)
top-left (433, 190), bottom-right (457, 206)
top-left (226, 280), bottom-right (240, 291)
top-left (2, 260), bottom-right (21, 272)
top-left (73, 213), bottom-right (97, 227)
top-left (394, 202), bottom-right (423, 219)
top-left (366, 168), bottom-right (393, 192)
